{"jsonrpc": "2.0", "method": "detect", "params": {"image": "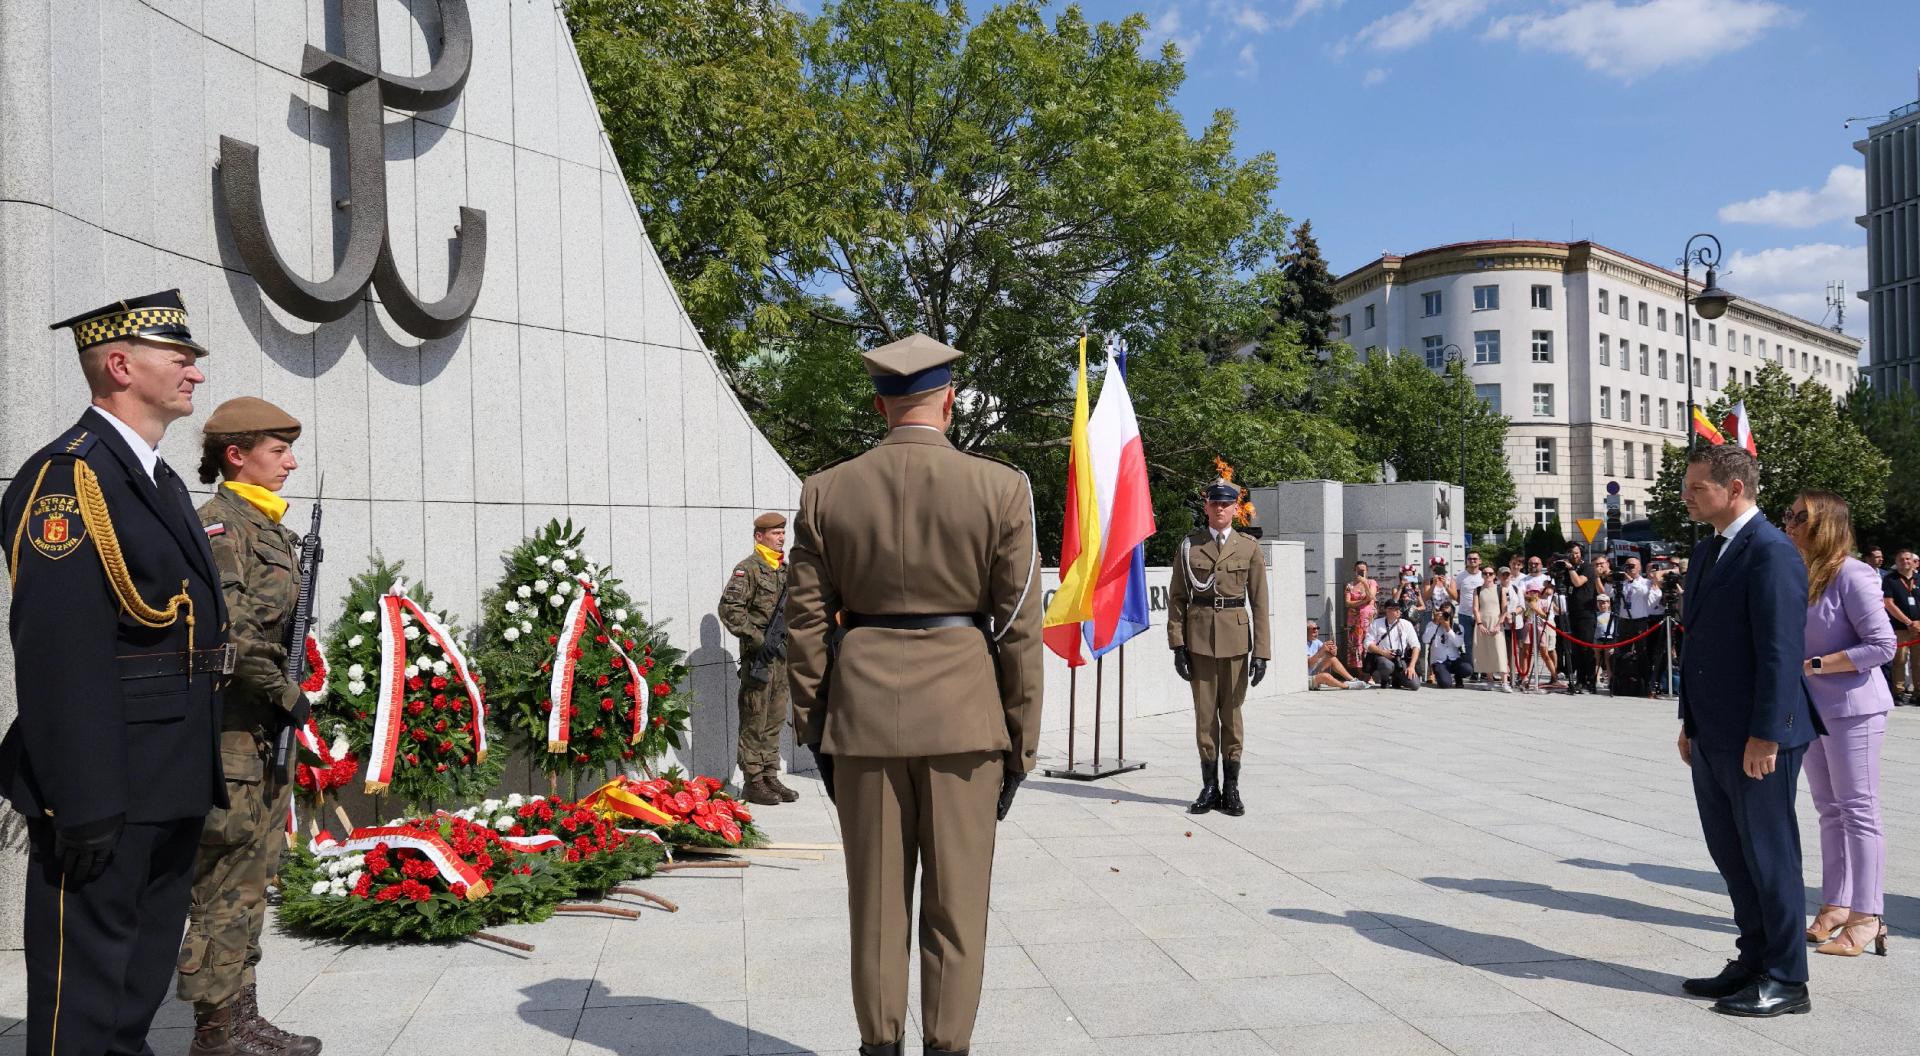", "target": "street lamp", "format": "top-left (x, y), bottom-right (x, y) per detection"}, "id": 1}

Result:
top-left (1680, 232), bottom-right (1735, 545)
top-left (1440, 340), bottom-right (1468, 500)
